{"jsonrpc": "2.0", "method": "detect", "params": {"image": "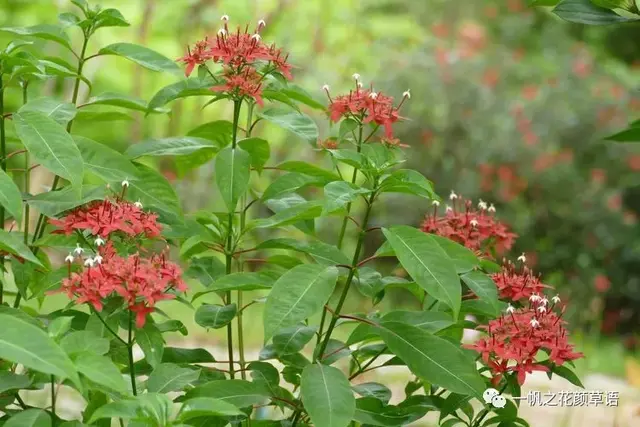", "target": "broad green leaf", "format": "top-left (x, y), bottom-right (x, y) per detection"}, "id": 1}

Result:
top-left (19, 97), bottom-right (77, 125)
top-left (276, 161), bottom-right (341, 182)
top-left (136, 322), bottom-right (164, 368)
top-left (262, 172), bottom-right (324, 201)
top-left (377, 321), bottom-right (485, 398)
top-left (323, 181), bottom-right (371, 214)
top-left (147, 363), bottom-right (200, 393)
top-left (605, 125), bottom-right (640, 142)
top-left (148, 78), bottom-right (215, 111)
top-left (126, 137), bottom-right (216, 159)
top-left (195, 304), bottom-right (237, 329)
top-left (75, 136), bottom-right (139, 182)
top-left (249, 200), bottom-right (323, 230)
top-left (162, 347), bottom-right (216, 364)
top-left (26, 185), bottom-right (106, 217)
top-left (126, 162), bottom-right (183, 219)
top-left (177, 398), bottom-right (243, 421)
top-left (0, 25), bottom-right (71, 50)
top-left (94, 8), bottom-right (130, 29)
top-left (13, 111), bottom-right (84, 190)
top-left (88, 399), bottom-right (141, 423)
top-left (48, 316), bottom-right (73, 339)
top-left (185, 257), bottom-right (227, 288)
top-left (257, 107), bottom-right (318, 144)
top-left (353, 397), bottom-right (419, 426)
top-left (0, 312), bottom-right (80, 388)
top-left (0, 169), bottom-right (23, 224)
top-left (353, 382), bottom-right (392, 404)
top-left (547, 364), bottom-right (584, 388)
top-left (328, 149), bottom-right (366, 169)
top-left (187, 120), bottom-right (233, 147)
top-left (382, 226), bottom-right (460, 318)
top-left (263, 264), bottom-right (339, 342)
top-left (0, 229), bottom-right (43, 265)
top-left (81, 92), bottom-right (167, 113)
top-left (281, 85), bottom-right (326, 110)
top-left (553, 0), bottom-right (639, 24)
top-left (74, 111), bottom-right (133, 122)
top-left (4, 409), bottom-right (51, 427)
top-left (430, 234), bottom-right (478, 274)
top-left (60, 330), bottom-right (110, 357)
top-left (301, 364), bottom-right (355, 427)
top-left (255, 237), bottom-right (350, 265)
top-left (98, 43), bottom-right (181, 74)
top-left (184, 379), bottom-right (270, 407)
top-left (74, 353), bottom-right (129, 394)
top-left (272, 324), bottom-right (317, 355)
top-left (379, 169), bottom-right (435, 199)
top-left (461, 271), bottom-right (500, 316)
top-left (347, 310), bottom-right (454, 345)
top-left (0, 371), bottom-right (32, 394)
top-left (215, 146), bottom-right (251, 212)
top-left (238, 137), bottom-right (270, 173)
top-left (193, 273), bottom-right (274, 299)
